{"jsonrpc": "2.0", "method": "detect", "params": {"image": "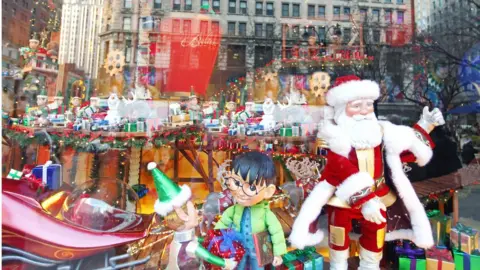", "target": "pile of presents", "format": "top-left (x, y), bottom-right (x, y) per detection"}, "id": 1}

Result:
top-left (388, 209), bottom-right (479, 270)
